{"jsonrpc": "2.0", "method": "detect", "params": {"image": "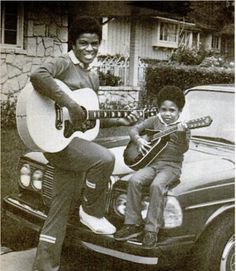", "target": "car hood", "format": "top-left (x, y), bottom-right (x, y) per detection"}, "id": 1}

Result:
top-left (111, 139), bottom-right (235, 194)
top-left (23, 138), bottom-right (234, 195)
top-left (174, 140), bottom-right (234, 195)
